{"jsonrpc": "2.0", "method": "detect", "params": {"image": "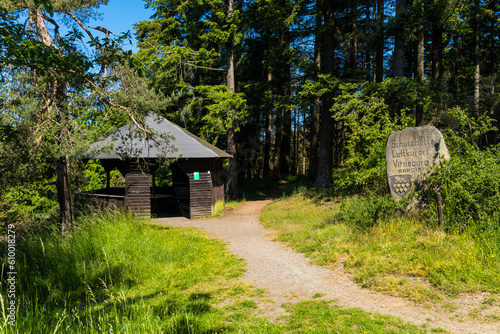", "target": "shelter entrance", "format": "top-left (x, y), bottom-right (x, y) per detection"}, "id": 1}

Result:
top-left (151, 163), bottom-right (190, 218)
